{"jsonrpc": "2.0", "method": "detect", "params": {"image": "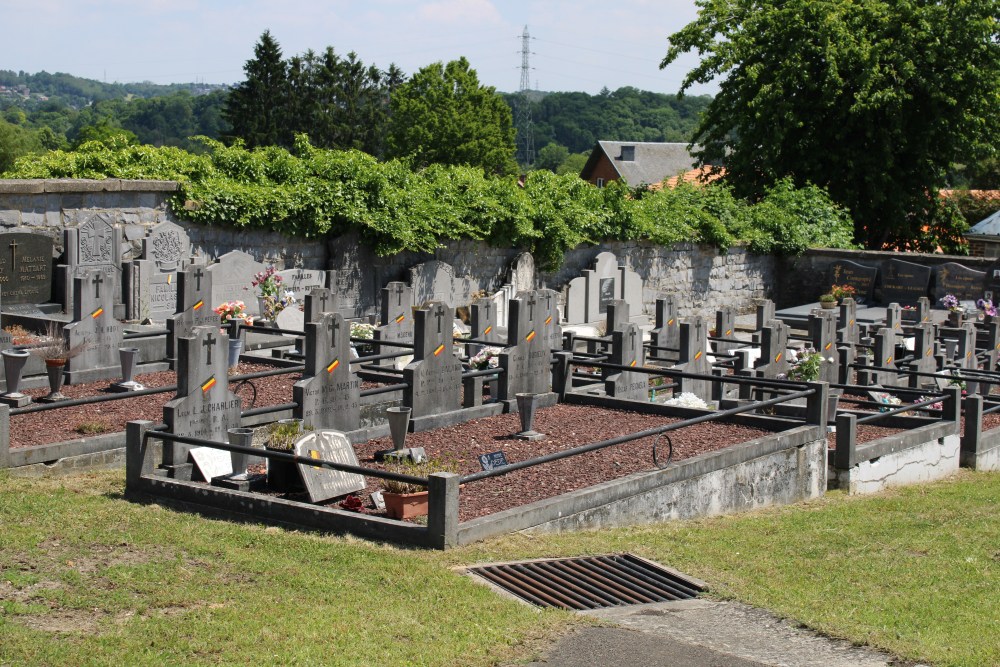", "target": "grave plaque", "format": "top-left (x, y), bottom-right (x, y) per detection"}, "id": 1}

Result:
top-left (61, 213), bottom-right (122, 317)
top-left (499, 290), bottom-right (561, 400)
top-left (827, 260), bottom-right (878, 304)
top-left (207, 251), bottom-right (265, 316)
top-left (598, 277), bottom-right (615, 314)
top-left (880, 259), bottom-right (932, 306)
top-left (276, 268), bottom-right (327, 302)
top-left (605, 322), bottom-right (647, 401)
top-left (64, 270), bottom-right (125, 383)
top-left (933, 262), bottom-right (986, 302)
top-left (163, 327), bottom-right (242, 465)
top-left (294, 312), bottom-right (361, 431)
top-left (478, 451), bottom-right (509, 471)
top-left (403, 302), bottom-right (463, 417)
top-left (294, 430), bottom-right (366, 503)
top-left (0, 232), bottom-right (54, 306)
